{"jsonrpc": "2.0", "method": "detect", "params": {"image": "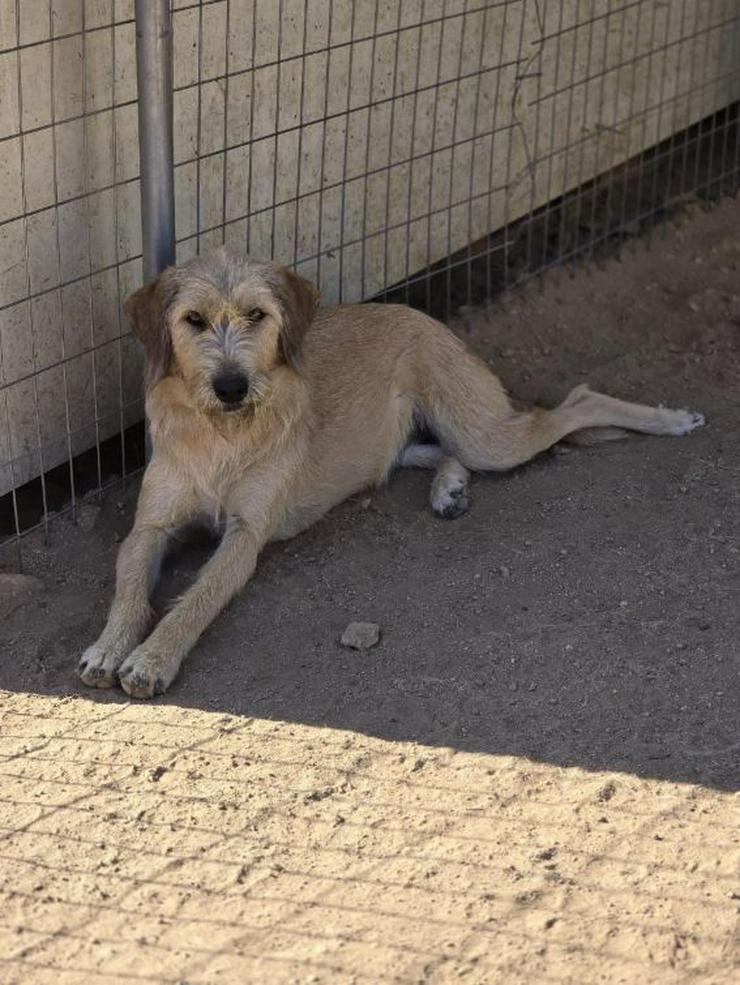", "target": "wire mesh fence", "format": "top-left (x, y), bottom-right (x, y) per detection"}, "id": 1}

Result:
top-left (1, 0), bottom-right (739, 565)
